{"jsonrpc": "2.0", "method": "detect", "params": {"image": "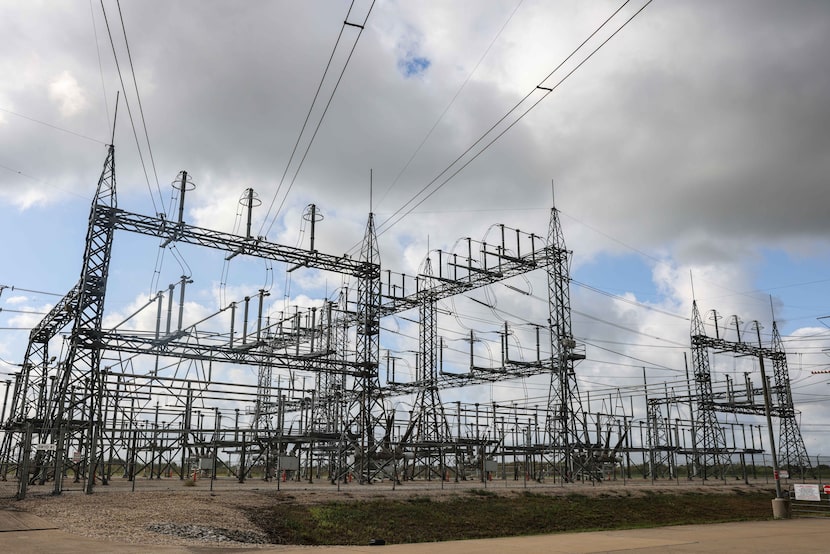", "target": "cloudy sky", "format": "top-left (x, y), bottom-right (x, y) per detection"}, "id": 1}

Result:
top-left (1, 1), bottom-right (829, 455)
